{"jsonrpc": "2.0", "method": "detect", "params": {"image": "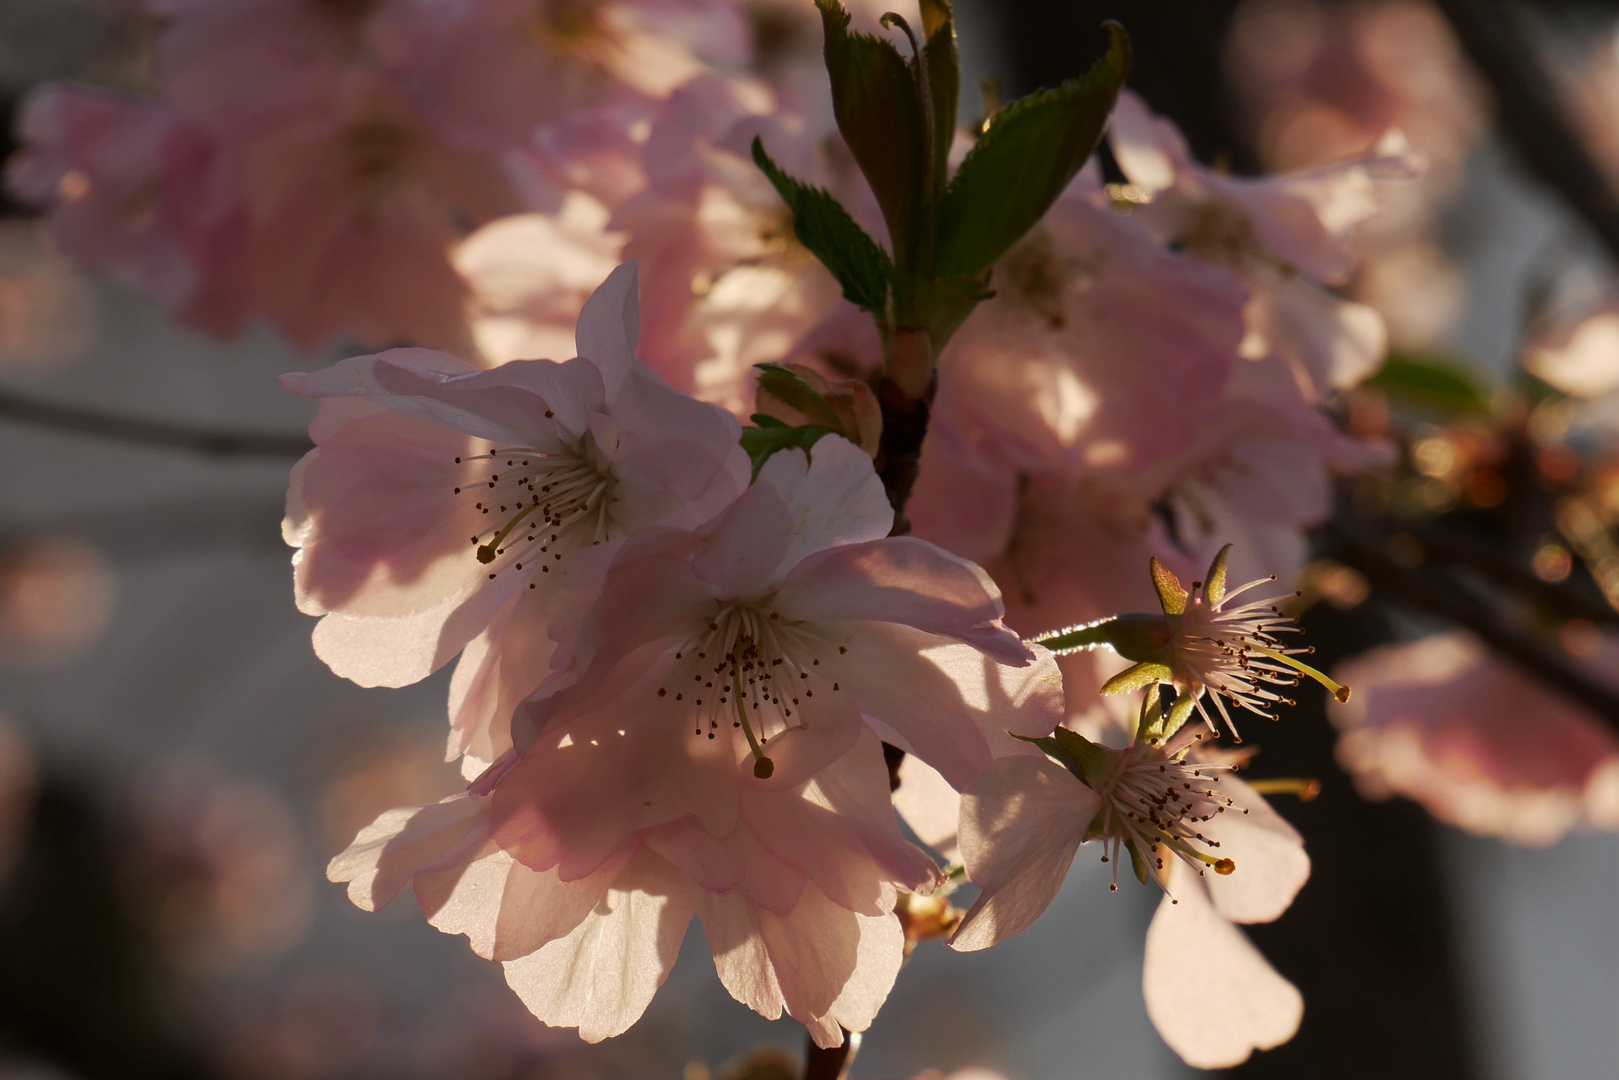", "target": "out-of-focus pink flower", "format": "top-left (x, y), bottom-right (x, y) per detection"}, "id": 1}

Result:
top-left (613, 74), bottom-right (873, 415)
top-left (380, 0), bottom-right (751, 153)
top-left (456, 194), bottom-right (627, 368)
top-left (1332, 632), bottom-right (1619, 846)
top-left (951, 728), bottom-right (1308, 1068)
top-left (129, 763), bottom-right (313, 973)
top-left (283, 264), bottom-right (750, 766)
top-left (224, 70), bottom-right (520, 351)
top-left (332, 440), bottom-right (1063, 1043)
top-left (1110, 89), bottom-right (1416, 397)
top-left (0, 535), bottom-right (118, 668)
top-left (934, 173), bottom-right (1247, 480)
top-left (6, 85), bottom-right (250, 338)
